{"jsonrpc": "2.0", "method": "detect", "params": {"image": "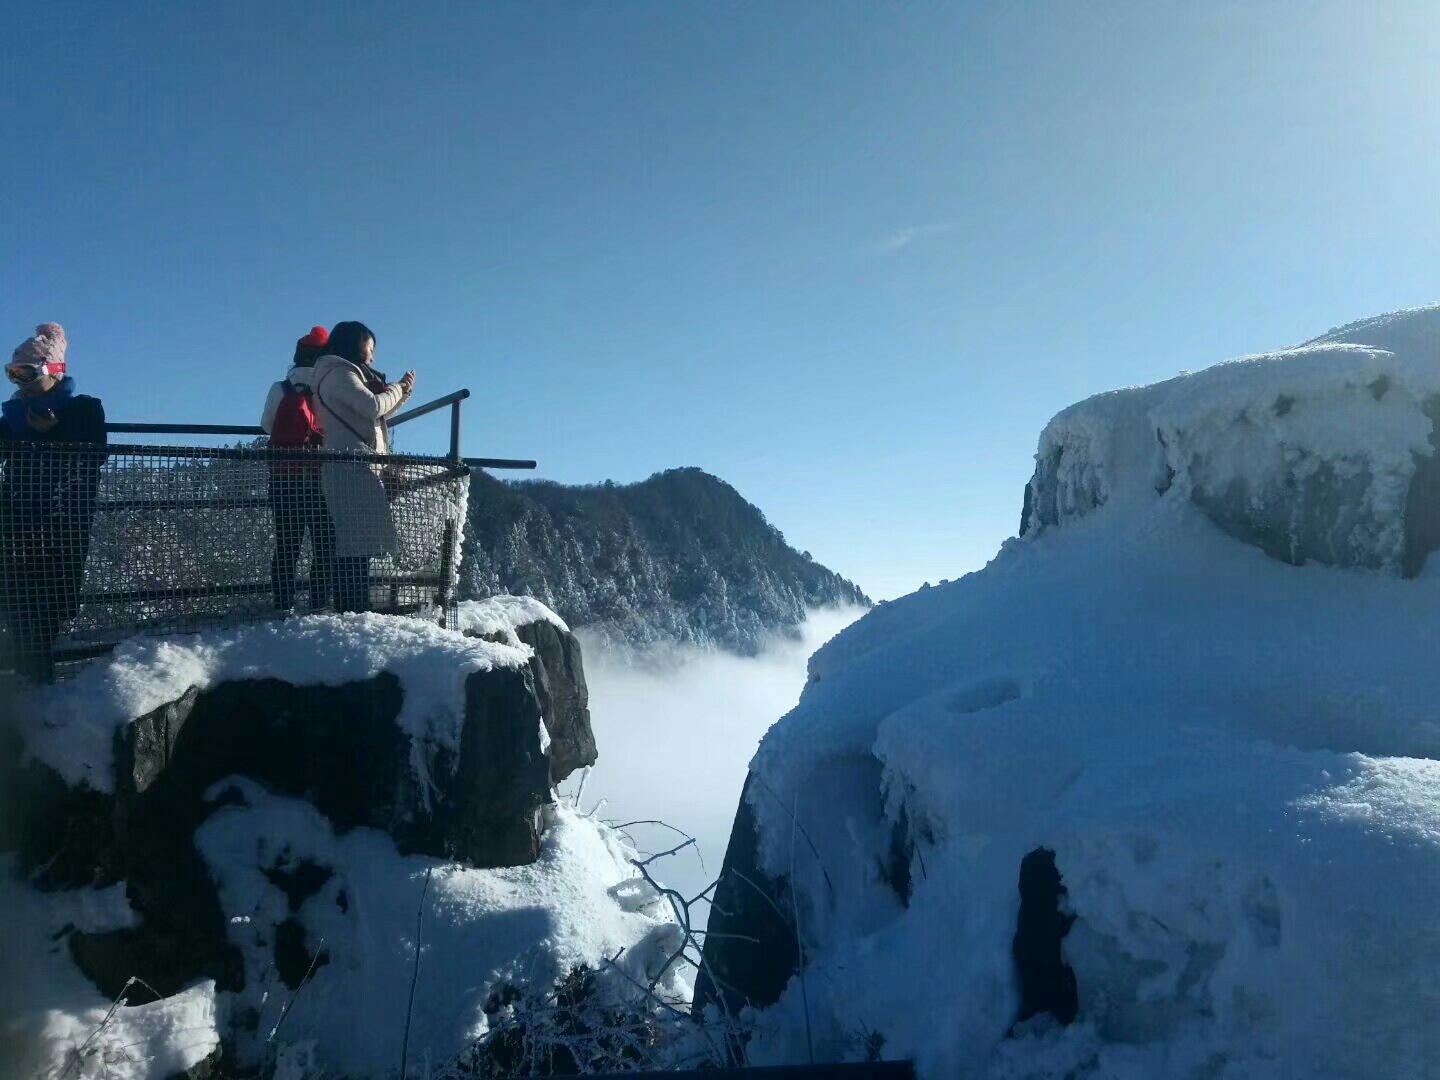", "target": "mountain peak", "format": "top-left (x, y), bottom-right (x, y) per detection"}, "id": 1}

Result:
top-left (461, 468), bottom-right (869, 655)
